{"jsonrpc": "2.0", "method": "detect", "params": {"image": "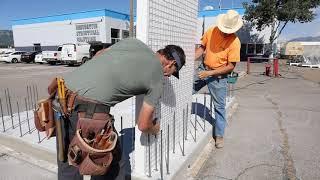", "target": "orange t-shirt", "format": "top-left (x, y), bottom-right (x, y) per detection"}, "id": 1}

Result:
top-left (201, 26), bottom-right (241, 69)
